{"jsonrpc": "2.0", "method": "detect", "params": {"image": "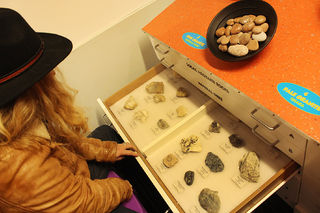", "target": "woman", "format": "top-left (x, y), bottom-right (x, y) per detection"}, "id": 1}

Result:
top-left (0, 8), bottom-right (168, 213)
